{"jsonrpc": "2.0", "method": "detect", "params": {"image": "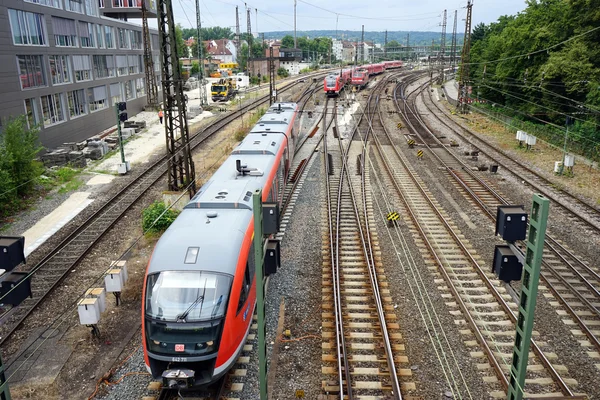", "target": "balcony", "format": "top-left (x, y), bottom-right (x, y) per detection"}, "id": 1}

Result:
top-left (100, 0), bottom-right (156, 19)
